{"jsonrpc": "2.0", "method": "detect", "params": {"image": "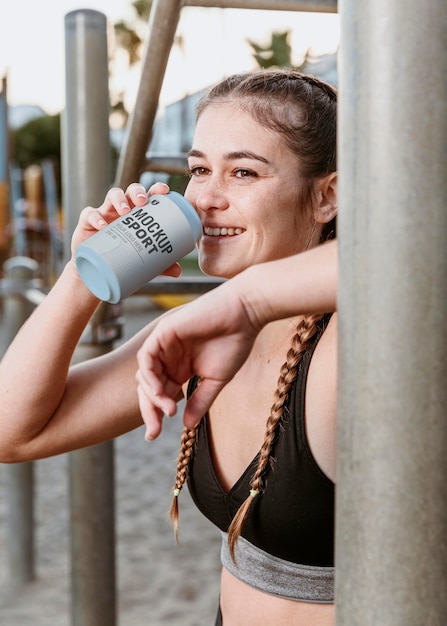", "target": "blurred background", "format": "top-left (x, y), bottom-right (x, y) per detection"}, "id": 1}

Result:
top-left (0, 0), bottom-right (339, 283)
top-left (0, 2), bottom-right (339, 624)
